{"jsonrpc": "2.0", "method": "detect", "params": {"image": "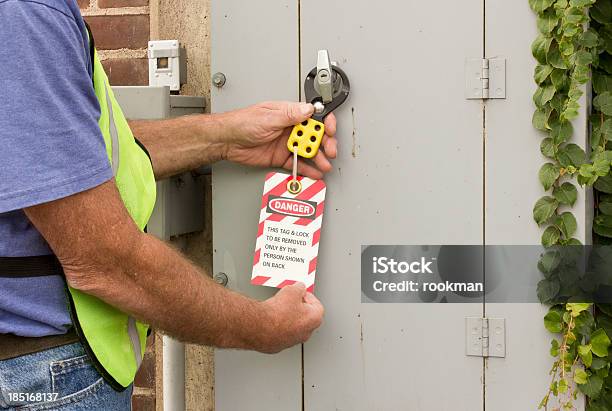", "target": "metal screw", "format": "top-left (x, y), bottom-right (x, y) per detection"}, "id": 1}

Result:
top-left (313, 101), bottom-right (325, 114)
top-left (212, 72), bottom-right (227, 88)
top-left (214, 272), bottom-right (229, 287)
